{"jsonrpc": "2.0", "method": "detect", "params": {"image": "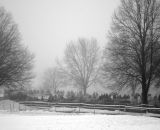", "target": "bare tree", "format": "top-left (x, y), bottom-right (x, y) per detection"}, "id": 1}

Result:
top-left (62, 38), bottom-right (100, 96)
top-left (0, 7), bottom-right (34, 88)
top-left (43, 67), bottom-right (64, 96)
top-left (103, 0), bottom-right (160, 104)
